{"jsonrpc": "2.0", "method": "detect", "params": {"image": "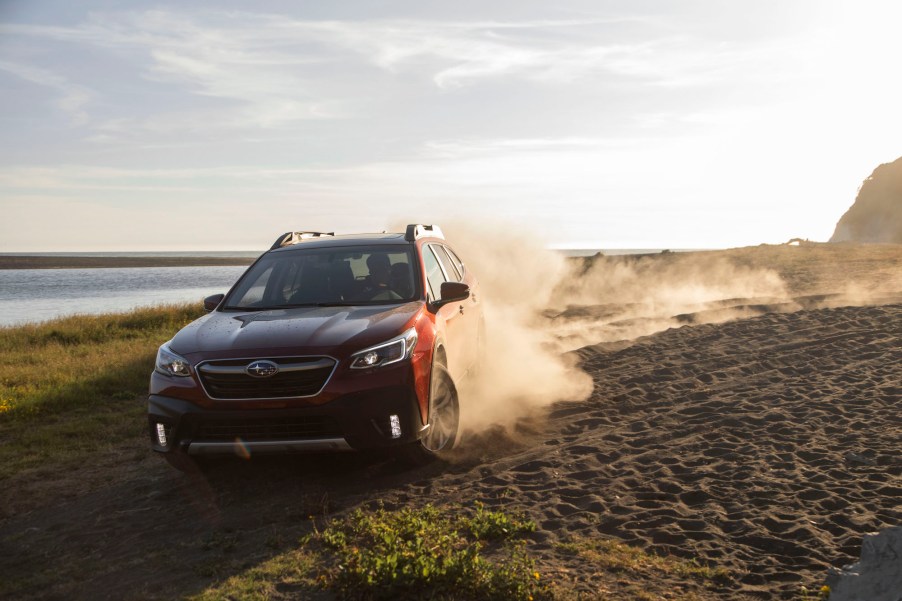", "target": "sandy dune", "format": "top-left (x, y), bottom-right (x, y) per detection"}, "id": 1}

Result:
top-left (418, 303), bottom-right (900, 598)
